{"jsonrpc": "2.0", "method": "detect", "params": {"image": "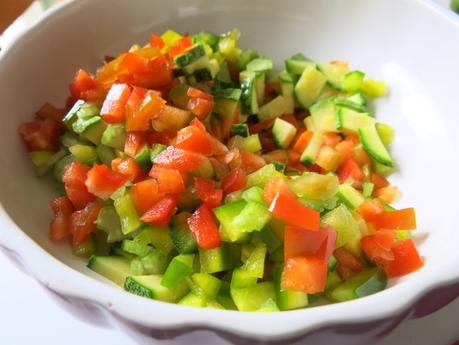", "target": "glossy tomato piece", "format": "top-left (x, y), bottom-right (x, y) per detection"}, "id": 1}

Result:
top-left (175, 125), bottom-right (212, 155)
top-left (187, 97), bottom-right (213, 119)
top-left (49, 196), bottom-right (74, 241)
top-left (239, 150), bottom-right (266, 174)
top-left (190, 118), bottom-right (206, 132)
top-left (111, 157), bottom-right (144, 182)
top-left (221, 169), bottom-right (247, 195)
top-left (153, 146), bottom-right (206, 173)
top-left (284, 226), bottom-right (337, 261)
top-left (70, 201), bottom-right (102, 245)
top-left (361, 230), bottom-right (396, 263)
top-left (18, 118), bottom-right (62, 152)
top-left (269, 192), bottom-right (320, 231)
top-left (100, 83), bottom-right (131, 123)
top-left (371, 208), bottom-right (417, 230)
top-left (187, 87), bottom-right (212, 100)
top-left (69, 69), bottom-right (104, 101)
top-left (338, 157), bottom-right (364, 183)
top-left (170, 36), bottom-right (193, 57)
top-left (126, 89), bottom-right (165, 131)
top-left (381, 239), bottom-right (423, 278)
top-left (187, 204), bottom-right (221, 249)
top-left (149, 165), bottom-right (185, 194)
top-left (140, 194), bottom-right (179, 226)
top-left (36, 102), bottom-right (65, 122)
top-left (334, 247), bottom-right (365, 280)
top-left (145, 54), bottom-right (174, 89)
top-left (371, 172), bottom-right (390, 189)
top-left (124, 131), bottom-right (145, 157)
top-left (281, 256), bottom-right (327, 294)
top-left (194, 177), bottom-right (223, 209)
top-left (150, 34), bottom-right (165, 49)
top-left (130, 179), bottom-right (163, 215)
top-left (62, 161), bottom-right (95, 209)
top-left (263, 175), bottom-right (294, 205)
top-left (85, 164), bottom-right (129, 200)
